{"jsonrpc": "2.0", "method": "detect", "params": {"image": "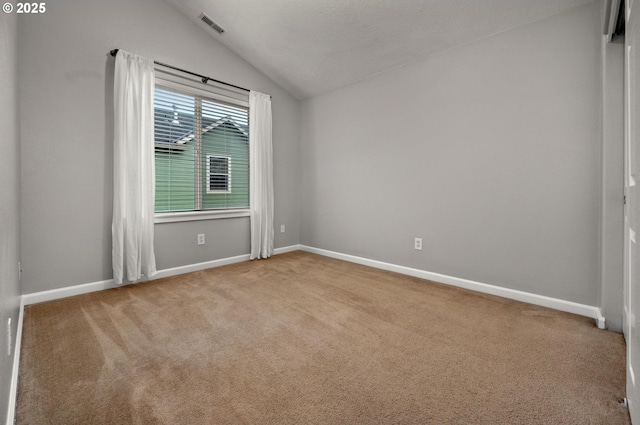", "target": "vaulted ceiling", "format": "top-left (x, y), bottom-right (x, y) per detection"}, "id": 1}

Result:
top-left (166, 0), bottom-right (595, 100)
